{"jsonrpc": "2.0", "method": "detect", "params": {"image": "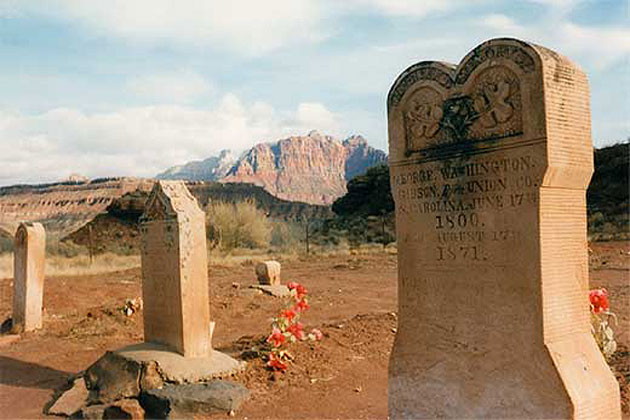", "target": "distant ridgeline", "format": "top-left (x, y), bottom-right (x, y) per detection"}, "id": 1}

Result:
top-left (0, 177), bottom-right (154, 238)
top-left (587, 142), bottom-right (629, 240)
top-left (108, 181), bottom-right (332, 221)
top-left (0, 142), bottom-right (625, 255)
top-left (66, 181), bottom-right (332, 254)
top-left (332, 142), bottom-right (629, 241)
